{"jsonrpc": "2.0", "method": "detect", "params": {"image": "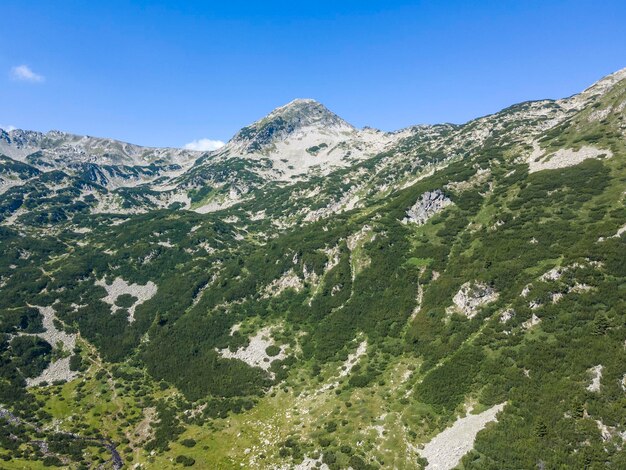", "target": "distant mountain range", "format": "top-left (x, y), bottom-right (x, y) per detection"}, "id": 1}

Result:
top-left (2, 68), bottom-right (624, 222)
